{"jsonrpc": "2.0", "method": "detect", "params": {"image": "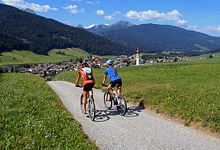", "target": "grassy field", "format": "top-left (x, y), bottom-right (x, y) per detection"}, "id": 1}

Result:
top-left (0, 48), bottom-right (90, 65)
top-left (0, 48), bottom-right (116, 65)
top-left (0, 73), bottom-right (97, 149)
top-left (49, 48), bottom-right (91, 57)
top-left (53, 57), bottom-right (220, 133)
top-left (187, 52), bottom-right (220, 60)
